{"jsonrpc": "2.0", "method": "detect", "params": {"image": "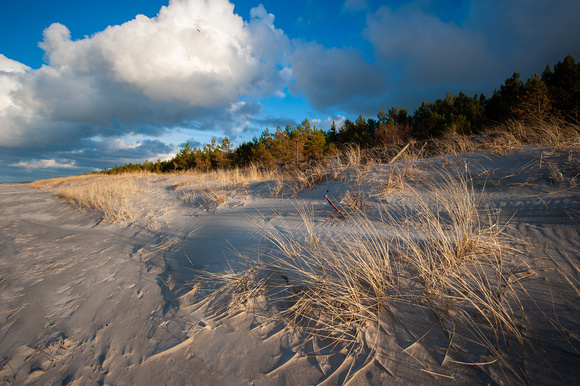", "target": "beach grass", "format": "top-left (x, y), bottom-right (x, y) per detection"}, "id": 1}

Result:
top-left (196, 168), bottom-right (526, 377)
top-left (175, 163), bottom-right (280, 206)
top-left (31, 172), bottom-right (151, 222)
